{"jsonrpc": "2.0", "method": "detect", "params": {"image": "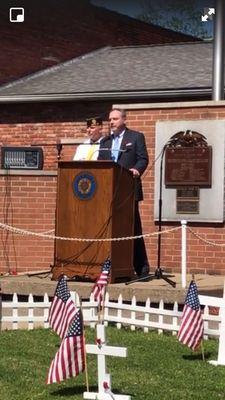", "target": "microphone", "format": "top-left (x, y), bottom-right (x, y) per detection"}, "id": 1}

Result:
top-left (97, 147), bottom-right (131, 162)
top-left (99, 148), bottom-right (128, 153)
top-left (77, 140), bottom-right (133, 161)
top-left (99, 141), bottom-right (133, 154)
top-left (72, 141), bottom-right (101, 145)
